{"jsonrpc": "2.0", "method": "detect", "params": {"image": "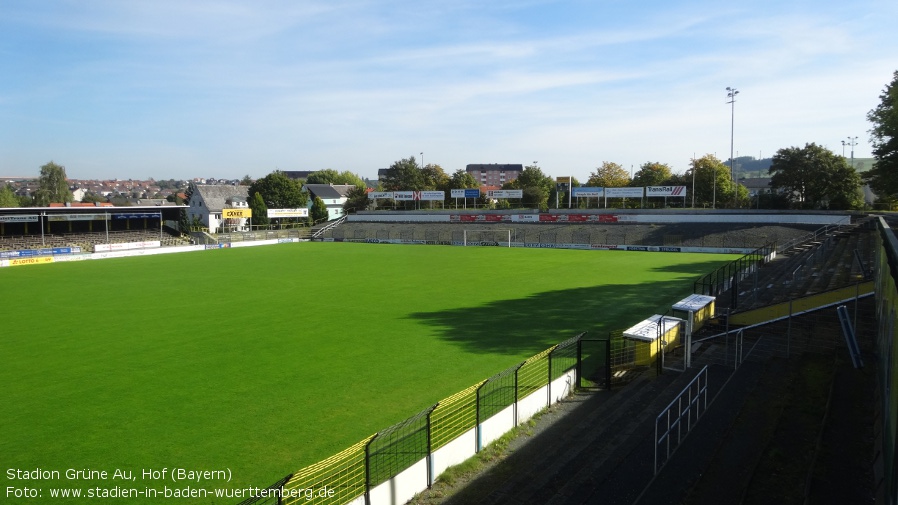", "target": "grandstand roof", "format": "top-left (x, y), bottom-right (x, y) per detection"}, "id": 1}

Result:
top-left (465, 164), bottom-right (524, 172)
top-left (194, 185), bottom-right (249, 211)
